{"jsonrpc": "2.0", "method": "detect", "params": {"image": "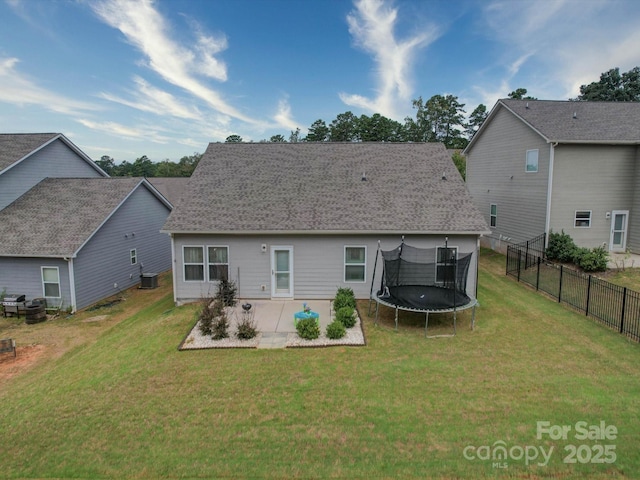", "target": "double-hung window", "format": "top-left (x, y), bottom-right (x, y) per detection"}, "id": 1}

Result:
top-left (490, 204), bottom-right (497, 228)
top-left (344, 246), bottom-right (366, 282)
top-left (130, 249), bottom-right (137, 265)
top-left (526, 149), bottom-right (539, 172)
top-left (574, 211), bottom-right (592, 228)
top-left (208, 246), bottom-right (229, 281)
top-left (183, 246), bottom-right (205, 281)
top-left (42, 267), bottom-right (61, 299)
top-left (436, 246), bottom-right (458, 285)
